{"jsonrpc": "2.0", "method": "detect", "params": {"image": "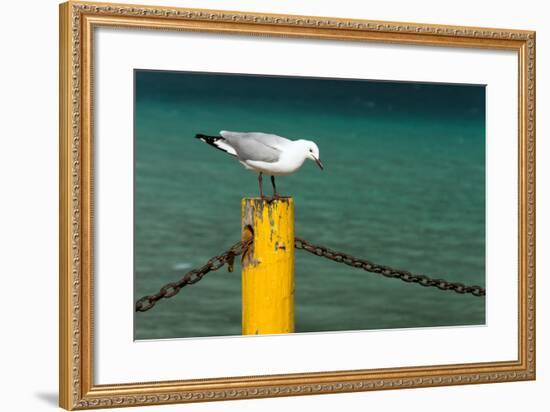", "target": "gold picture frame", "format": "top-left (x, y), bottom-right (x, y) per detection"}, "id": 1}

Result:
top-left (59, 1), bottom-right (536, 409)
